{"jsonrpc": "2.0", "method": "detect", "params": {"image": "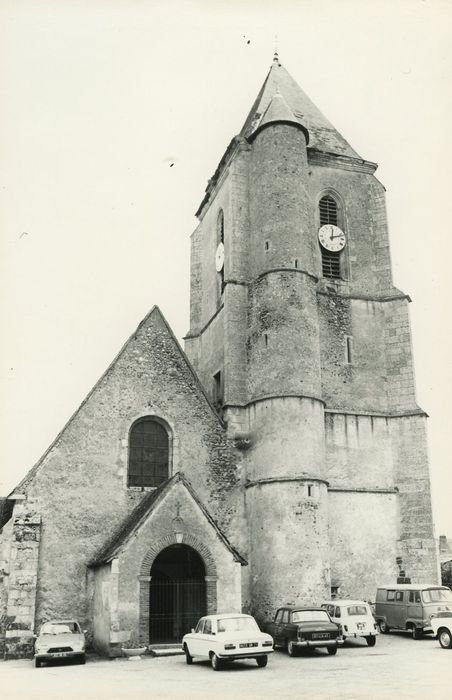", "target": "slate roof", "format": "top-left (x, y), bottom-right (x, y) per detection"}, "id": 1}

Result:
top-left (241, 55), bottom-right (361, 159)
top-left (89, 472), bottom-right (247, 566)
top-left (248, 90), bottom-right (309, 144)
